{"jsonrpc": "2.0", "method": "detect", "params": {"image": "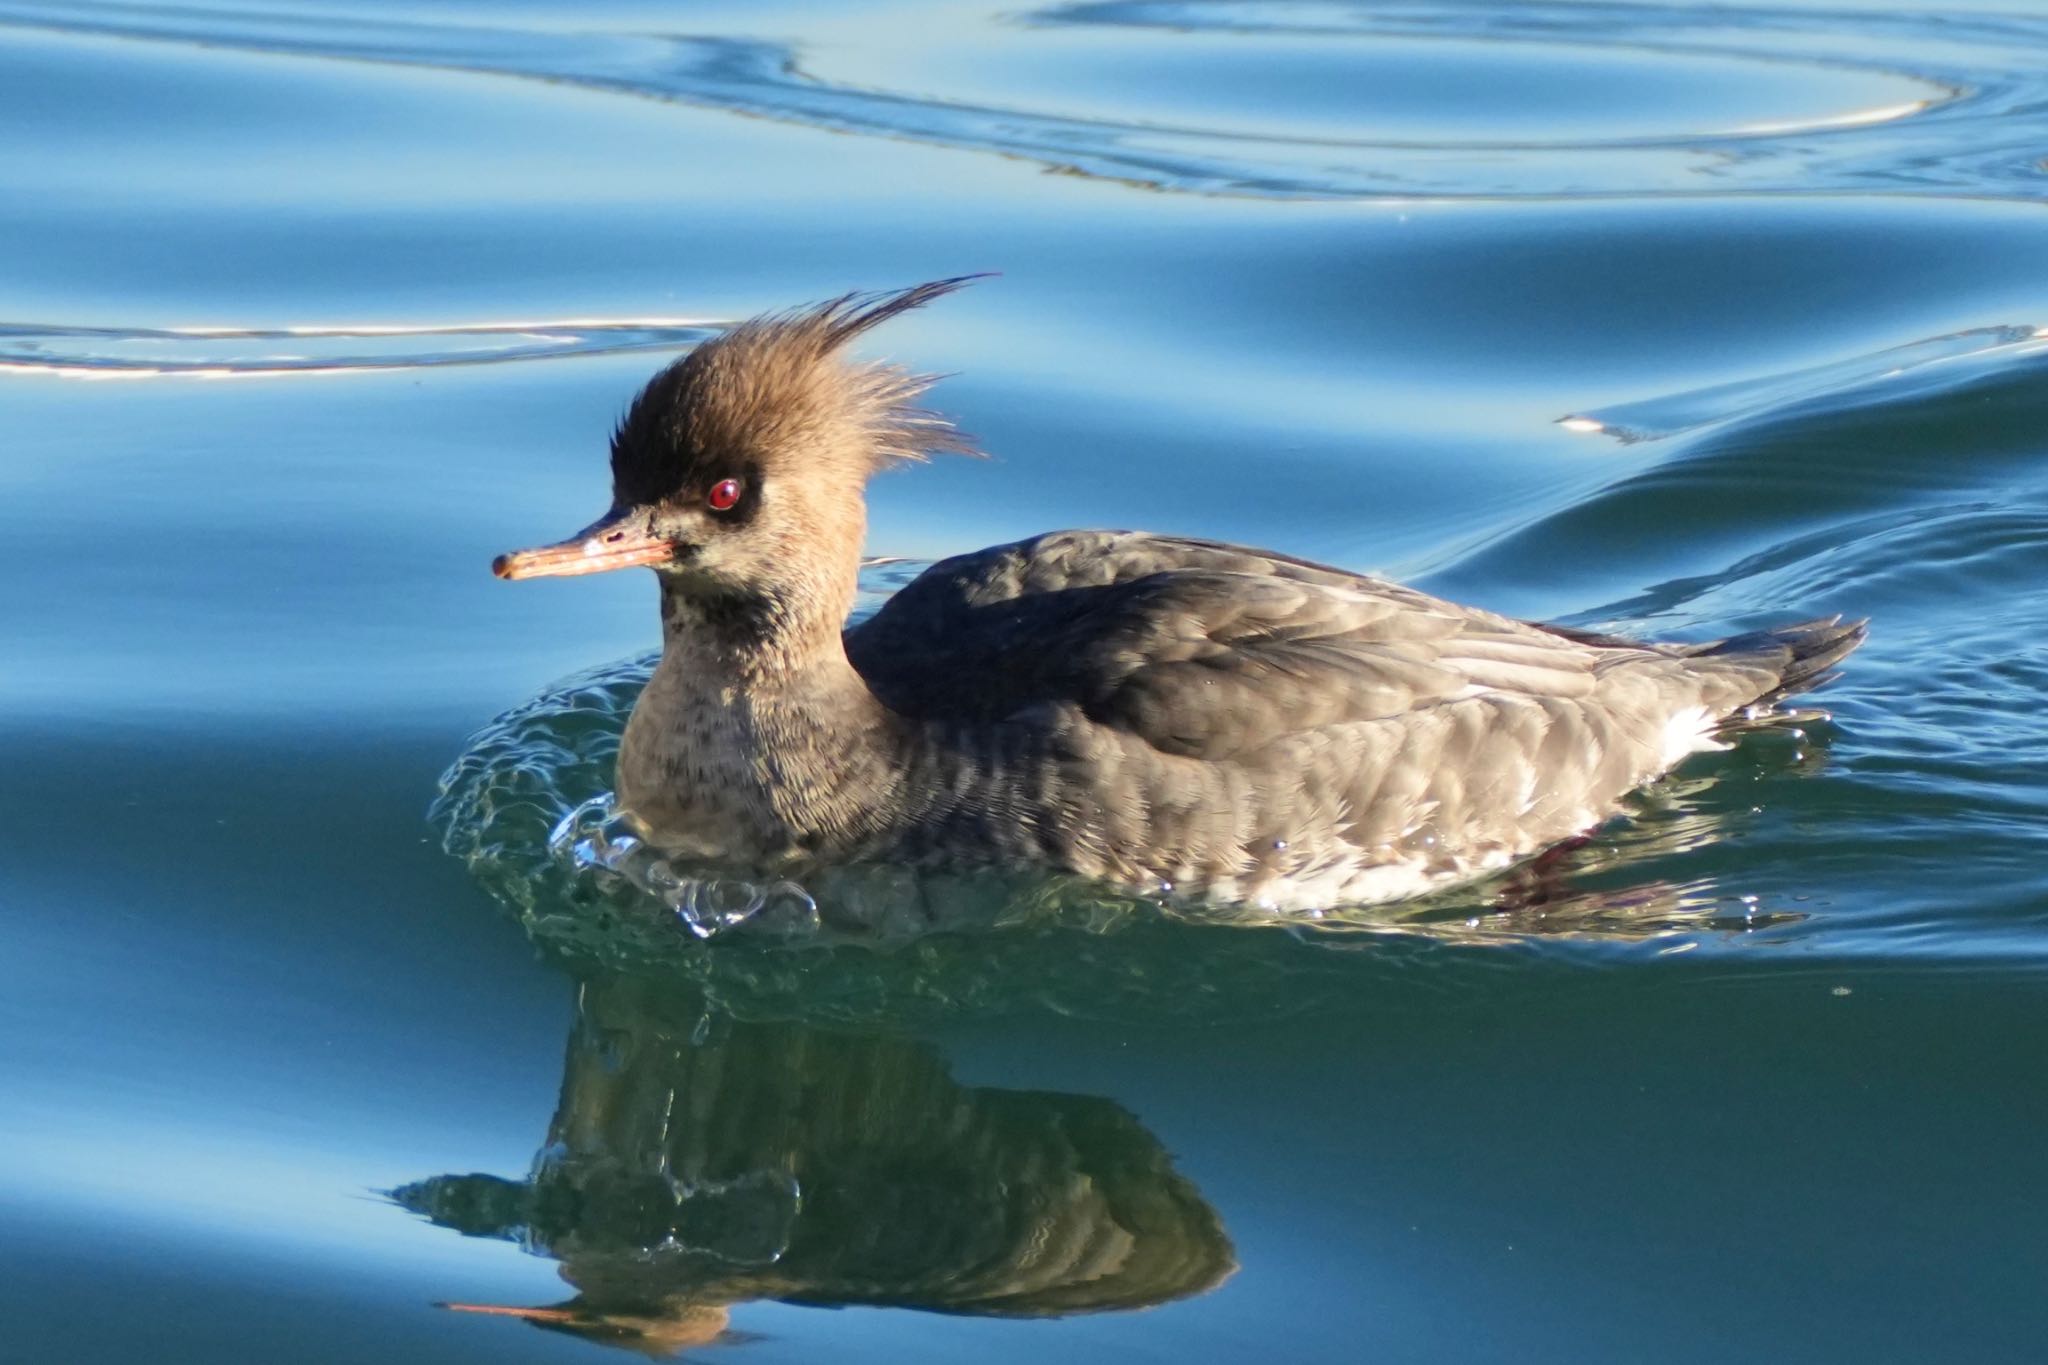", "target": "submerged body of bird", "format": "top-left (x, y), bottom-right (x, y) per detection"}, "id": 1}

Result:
top-left (494, 279), bottom-right (1864, 912)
